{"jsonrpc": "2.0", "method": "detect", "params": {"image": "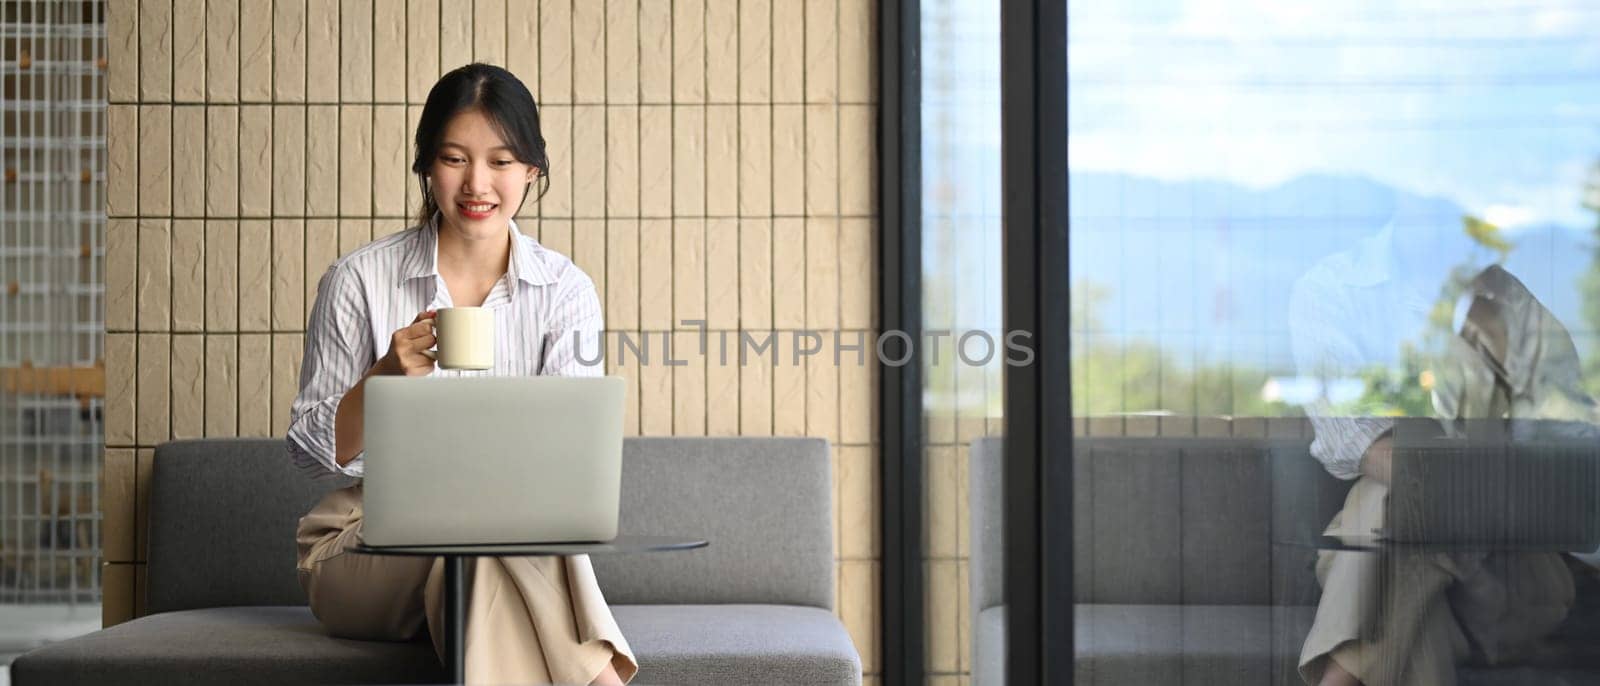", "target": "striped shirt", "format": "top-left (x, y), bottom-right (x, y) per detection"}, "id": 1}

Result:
top-left (1289, 224), bottom-right (1421, 479)
top-left (286, 215), bottom-right (604, 479)
top-left (1288, 221), bottom-right (1489, 480)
